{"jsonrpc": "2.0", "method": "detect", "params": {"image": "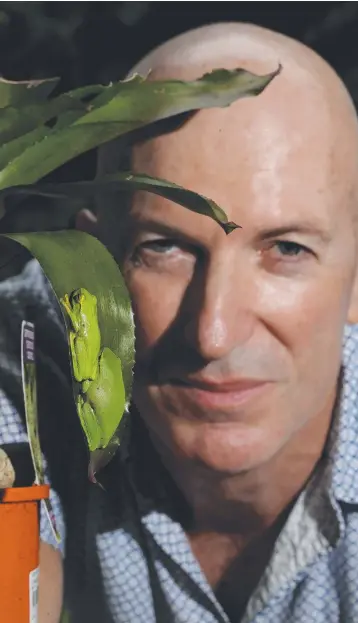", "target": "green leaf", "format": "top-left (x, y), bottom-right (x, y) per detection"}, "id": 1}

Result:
top-left (0, 127), bottom-right (48, 171)
top-left (2, 231), bottom-right (135, 477)
top-left (0, 172), bottom-right (240, 234)
top-left (75, 66), bottom-right (281, 124)
top-left (0, 85), bottom-right (104, 145)
top-left (0, 66), bottom-right (280, 190)
top-left (0, 76), bottom-right (59, 109)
